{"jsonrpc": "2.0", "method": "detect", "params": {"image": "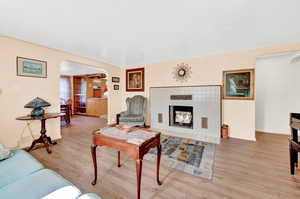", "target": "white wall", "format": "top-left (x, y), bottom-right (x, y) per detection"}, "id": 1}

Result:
top-left (256, 52), bottom-right (300, 134)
